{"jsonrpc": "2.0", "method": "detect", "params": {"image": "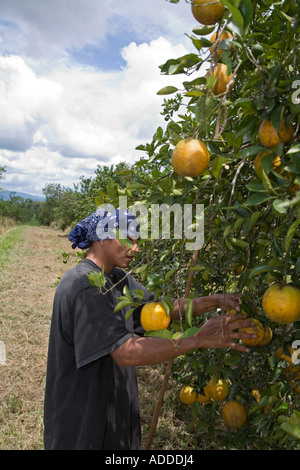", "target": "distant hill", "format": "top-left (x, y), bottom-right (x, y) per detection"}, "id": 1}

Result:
top-left (0, 190), bottom-right (45, 202)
